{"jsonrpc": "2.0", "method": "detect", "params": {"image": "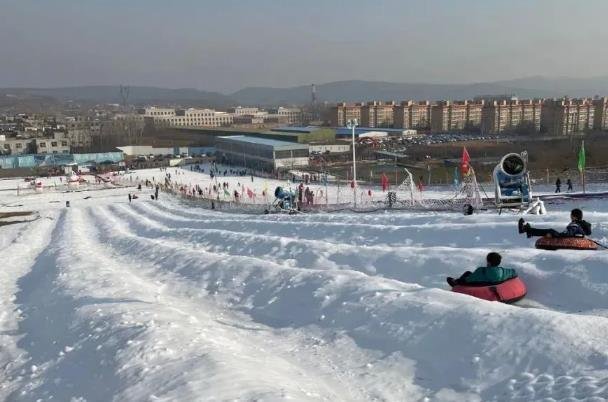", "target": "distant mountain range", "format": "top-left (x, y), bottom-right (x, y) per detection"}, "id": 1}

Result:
top-left (3, 76), bottom-right (608, 108)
